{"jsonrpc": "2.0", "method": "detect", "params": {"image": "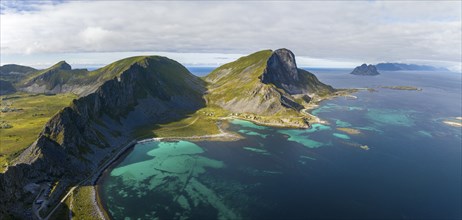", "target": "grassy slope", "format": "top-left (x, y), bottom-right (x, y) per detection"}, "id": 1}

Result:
top-left (70, 186), bottom-right (103, 220)
top-left (0, 93), bottom-right (77, 172)
top-left (205, 50), bottom-right (272, 102)
top-left (135, 106), bottom-right (227, 139)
